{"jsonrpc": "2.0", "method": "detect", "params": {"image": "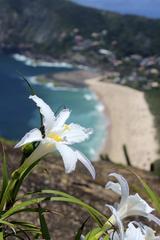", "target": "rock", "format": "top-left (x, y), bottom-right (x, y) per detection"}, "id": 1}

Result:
top-left (0, 143), bottom-right (160, 238)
